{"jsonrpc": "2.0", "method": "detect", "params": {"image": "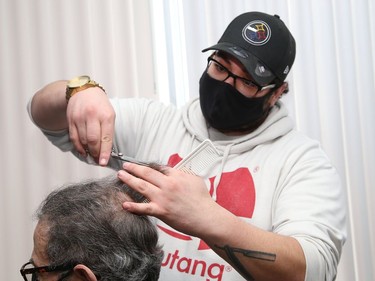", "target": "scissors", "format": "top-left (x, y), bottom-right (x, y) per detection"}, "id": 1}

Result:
top-left (110, 148), bottom-right (152, 167)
